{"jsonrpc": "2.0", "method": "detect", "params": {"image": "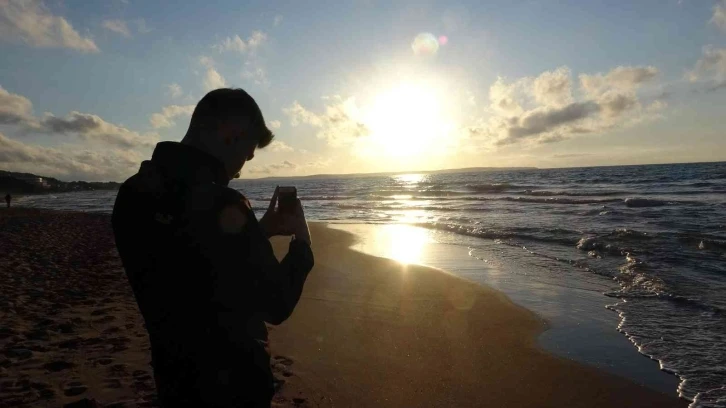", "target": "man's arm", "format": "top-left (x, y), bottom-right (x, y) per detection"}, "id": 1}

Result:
top-left (206, 197), bottom-right (314, 325)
